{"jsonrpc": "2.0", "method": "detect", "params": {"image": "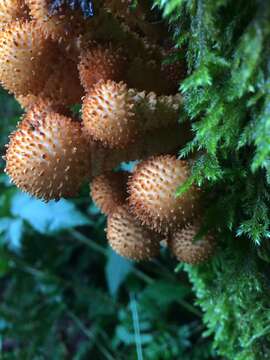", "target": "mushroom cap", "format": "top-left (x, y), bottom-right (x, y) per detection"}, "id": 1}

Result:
top-left (82, 80), bottom-right (137, 149)
top-left (42, 58), bottom-right (83, 106)
top-left (169, 221), bottom-right (215, 264)
top-left (16, 94), bottom-right (67, 113)
top-left (26, 0), bottom-right (88, 41)
top-left (5, 108), bottom-right (90, 201)
top-left (16, 94), bottom-right (56, 111)
top-left (91, 171), bottom-right (129, 215)
top-left (128, 155), bottom-right (200, 233)
top-left (78, 45), bottom-right (126, 92)
top-left (107, 204), bottom-right (161, 261)
top-left (0, 20), bottom-right (56, 95)
top-left (129, 90), bottom-right (182, 132)
top-left (0, 0), bottom-right (29, 29)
